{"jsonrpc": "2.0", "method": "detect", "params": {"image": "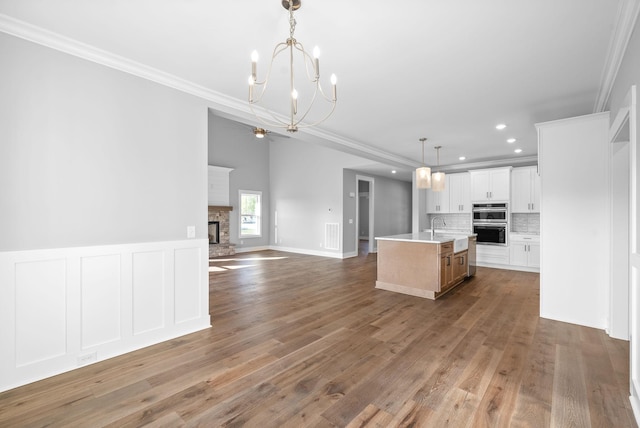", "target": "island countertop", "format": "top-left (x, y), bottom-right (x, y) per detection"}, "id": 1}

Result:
top-left (375, 231), bottom-right (474, 244)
